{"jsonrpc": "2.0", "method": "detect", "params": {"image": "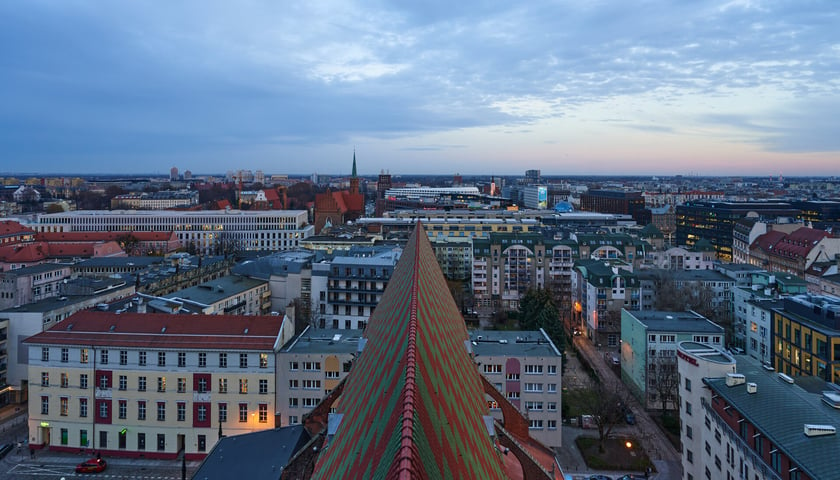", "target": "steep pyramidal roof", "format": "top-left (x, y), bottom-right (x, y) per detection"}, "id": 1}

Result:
top-left (313, 222), bottom-right (507, 479)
